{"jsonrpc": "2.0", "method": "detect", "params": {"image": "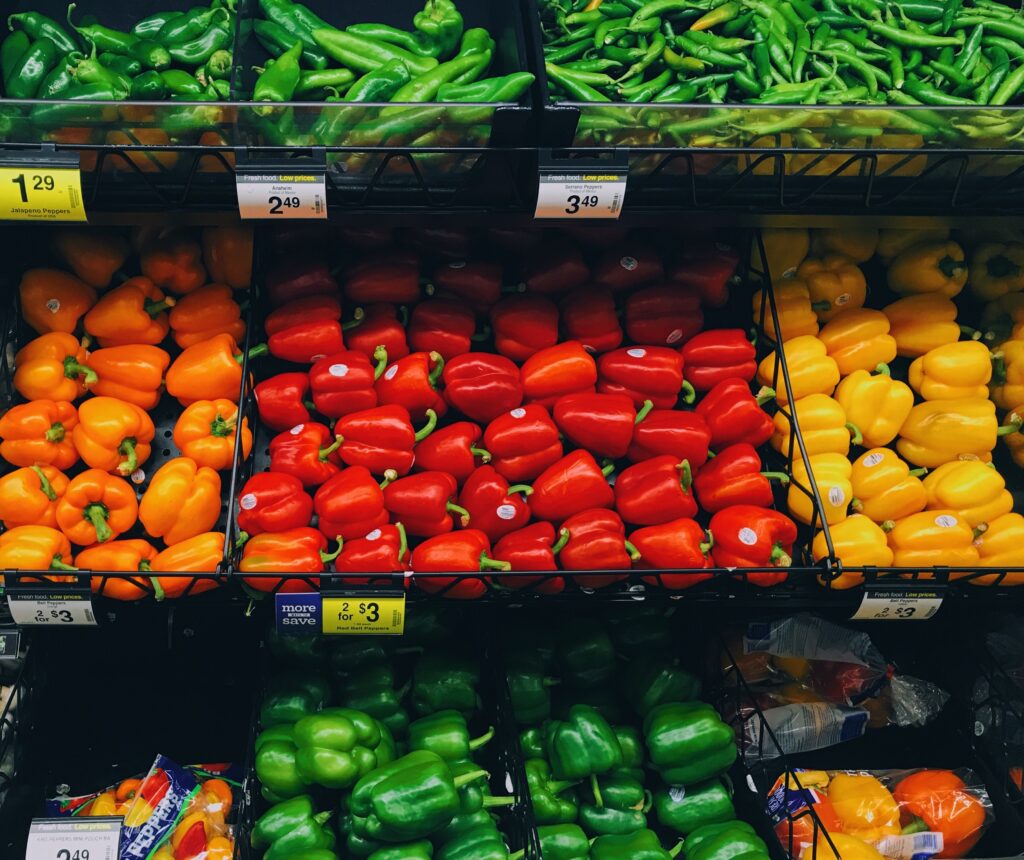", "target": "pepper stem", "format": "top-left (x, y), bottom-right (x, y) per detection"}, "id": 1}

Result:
top-left (973, 523), bottom-right (989, 539)
top-left (31, 466), bottom-right (57, 501)
top-left (770, 543), bottom-right (792, 567)
top-left (319, 436), bottom-right (343, 460)
top-left (84, 503), bottom-right (112, 543)
top-left (49, 555), bottom-right (78, 571)
top-left (480, 552), bottom-right (511, 572)
top-left (851, 498), bottom-right (864, 513)
top-left (236, 343), bottom-right (270, 363)
top-left (146, 570), bottom-right (166, 602)
top-left (341, 307), bottom-right (365, 331)
top-left (396, 521), bottom-right (408, 561)
top-left (908, 467), bottom-right (928, 477)
top-left (379, 469), bottom-right (398, 490)
top-left (64, 356), bottom-right (97, 385)
top-left (634, 399), bottom-right (654, 424)
top-left (881, 520), bottom-right (896, 533)
top-left (507, 483), bottom-right (533, 497)
top-left (761, 471), bottom-right (790, 483)
top-left (470, 446), bottom-right (491, 463)
top-left (372, 346), bottom-right (389, 380)
top-left (447, 501), bottom-right (471, 527)
top-left (508, 852), bottom-right (525, 860)
top-left (677, 459), bottom-right (692, 492)
top-left (143, 297), bottom-right (175, 317)
top-left (701, 529), bottom-right (714, 555)
top-left (624, 539), bottom-right (641, 562)
top-left (321, 537), bottom-right (343, 564)
top-left (552, 528), bottom-right (570, 555)
top-left (601, 463), bottom-right (615, 477)
top-left (755, 386), bottom-right (776, 405)
top-left (481, 795), bottom-right (516, 808)
top-left (590, 774), bottom-right (604, 807)
top-left (471, 323), bottom-right (491, 342)
top-left (997, 415), bottom-right (1023, 435)
top-left (452, 769), bottom-right (489, 789)
top-left (680, 380), bottom-right (696, 405)
top-left (210, 413), bottom-right (236, 437)
top-left (414, 409), bottom-right (438, 442)
top-left (668, 842), bottom-right (684, 859)
top-left (902, 817), bottom-right (930, 835)
top-left (428, 351), bottom-right (445, 386)
top-left (45, 421), bottom-right (65, 442)
top-left (469, 726), bottom-right (495, 750)
top-left (846, 422), bottom-right (863, 446)
top-left (117, 438), bottom-right (138, 475)
top-left (811, 300), bottom-right (831, 312)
